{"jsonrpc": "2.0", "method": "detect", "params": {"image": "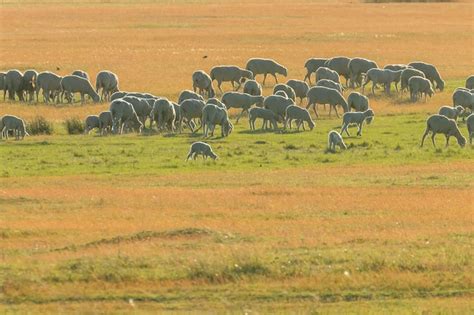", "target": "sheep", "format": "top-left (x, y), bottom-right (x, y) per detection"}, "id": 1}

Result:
top-left (324, 56), bottom-right (351, 86)
top-left (340, 109), bottom-right (375, 136)
top-left (0, 72), bottom-right (6, 100)
top-left (36, 71), bottom-right (62, 104)
top-left (60, 75), bottom-right (100, 104)
top-left (438, 106), bottom-right (465, 121)
top-left (452, 89), bottom-right (474, 111)
top-left (150, 98), bottom-right (176, 132)
top-left (243, 80), bottom-right (262, 96)
top-left (245, 58), bottom-right (287, 85)
top-left (306, 86), bottom-right (348, 118)
top-left (4, 70), bottom-right (24, 101)
top-left (210, 65), bottom-right (253, 93)
top-left (186, 142), bottom-right (218, 161)
top-left (408, 76), bottom-right (434, 102)
top-left (84, 115), bottom-right (101, 135)
top-left (248, 107), bottom-right (279, 130)
top-left (111, 91), bottom-right (128, 101)
top-left (466, 75), bottom-right (474, 90)
top-left (273, 84), bottom-right (296, 101)
top-left (347, 92), bottom-right (369, 112)
top-left (315, 67), bottom-right (340, 84)
top-left (72, 70), bottom-right (89, 80)
top-left (96, 70), bottom-right (119, 101)
top-left (179, 99), bottom-right (206, 132)
top-left (286, 79), bottom-right (310, 103)
top-left (316, 79), bottom-right (343, 94)
top-left (467, 114), bottom-right (474, 144)
top-left (400, 68), bottom-right (425, 93)
top-left (98, 111), bottom-right (113, 135)
top-left (263, 95), bottom-right (295, 122)
top-left (22, 69), bottom-right (38, 102)
top-left (348, 57), bottom-right (378, 88)
top-left (303, 58), bottom-right (328, 85)
top-left (206, 97), bottom-right (226, 109)
top-left (200, 103), bottom-right (232, 137)
top-left (384, 64), bottom-right (409, 72)
top-left (192, 70), bottom-right (215, 98)
top-left (408, 61), bottom-right (444, 91)
top-left (362, 68), bottom-right (403, 95)
top-left (274, 91), bottom-right (288, 98)
top-left (121, 95), bottom-right (153, 127)
top-left (421, 114), bottom-right (466, 148)
top-left (221, 92), bottom-right (264, 123)
top-left (178, 89), bottom-right (205, 104)
top-left (328, 130), bottom-right (347, 151)
top-left (110, 91), bottom-right (157, 101)
top-left (1, 115), bottom-right (29, 140)
top-left (284, 105), bottom-right (315, 131)
top-left (109, 99), bottom-right (143, 134)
